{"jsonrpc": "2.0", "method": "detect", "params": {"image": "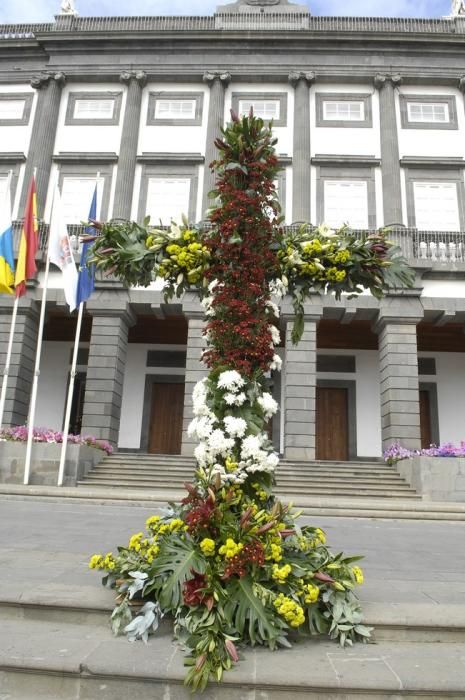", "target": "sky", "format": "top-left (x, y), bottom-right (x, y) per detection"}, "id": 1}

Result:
top-left (0, 0), bottom-right (453, 24)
